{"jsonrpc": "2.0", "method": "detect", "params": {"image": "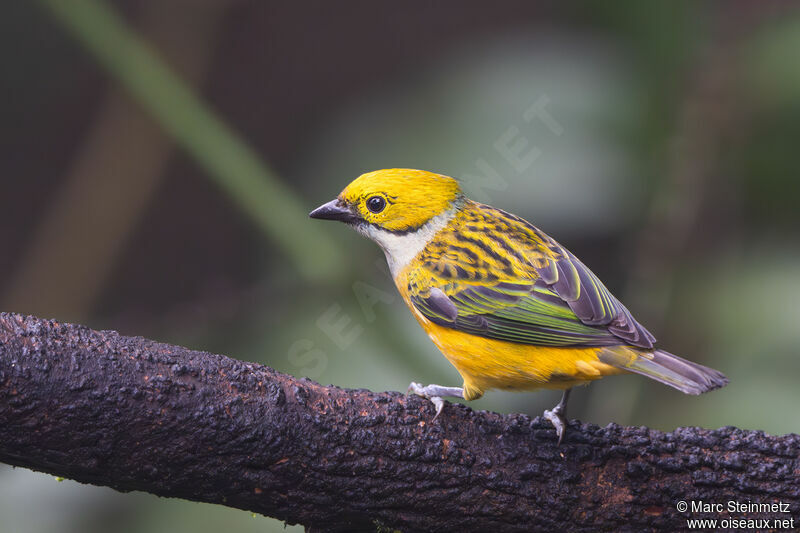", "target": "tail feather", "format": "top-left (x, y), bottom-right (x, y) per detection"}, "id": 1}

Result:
top-left (599, 348), bottom-right (729, 395)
